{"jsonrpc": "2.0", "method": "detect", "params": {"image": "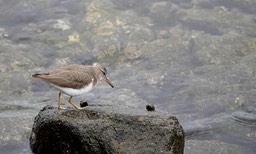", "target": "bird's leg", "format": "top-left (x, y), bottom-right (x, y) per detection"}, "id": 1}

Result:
top-left (67, 96), bottom-right (81, 109)
top-left (58, 92), bottom-right (66, 110)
